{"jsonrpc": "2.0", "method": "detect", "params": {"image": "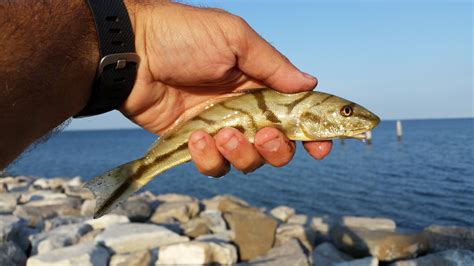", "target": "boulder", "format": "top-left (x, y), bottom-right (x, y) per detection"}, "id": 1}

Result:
top-left (30, 223), bottom-right (93, 255)
top-left (157, 240), bottom-right (237, 265)
top-left (223, 208), bottom-right (277, 260)
top-left (0, 215), bottom-right (30, 251)
top-left (110, 250), bottom-right (151, 266)
top-left (18, 191), bottom-right (67, 204)
top-left (391, 249), bottom-right (474, 266)
top-left (275, 223), bottom-right (315, 252)
top-left (423, 225), bottom-right (474, 252)
top-left (0, 241), bottom-right (27, 266)
top-left (150, 200), bottom-right (200, 224)
top-left (199, 210), bottom-right (228, 233)
top-left (331, 227), bottom-right (428, 261)
top-left (202, 195), bottom-right (249, 212)
top-left (79, 229), bottom-right (103, 243)
top-left (311, 216), bottom-right (332, 243)
top-left (39, 216), bottom-right (88, 232)
top-left (64, 185), bottom-right (94, 200)
top-left (66, 176), bottom-right (82, 187)
top-left (14, 197), bottom-right (82, 226)
top-left (270, 206), bottom-right (295, 222)
top-left (32, 178), bottom-right (67, 191)
top-left (155, 193), bottom-right (197, 203)
top-left (112, 198), bottom-right (152, 222)
top-left (0, 176), bottom-right (33, 192)
top-left (95, 223), bottom-right (189, 253)
top-left (335, 257), bottom-right (378, 266)
top-left (181, 217), bottom-right (211, 238)
top-left (0, 193), bottom-right (18, 214)
top-left (85, 214), bottom-right (130, 230)
top-left (81, 199), bottom-right (95, 216)
top-left (196, 230), bottom-right (234, 243)
top-left (26, 242), bottom-right (110, 266)
top-left (0, 182), bottom-right (7, 192)
top-left (341, 217), bottom-right (396, 231)
top-left (288, 214), bottom-right (309, 225)
top-left (312, 242), bottom-right (353, 266)
top-left (245, 239), bottom-right (309, 266)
